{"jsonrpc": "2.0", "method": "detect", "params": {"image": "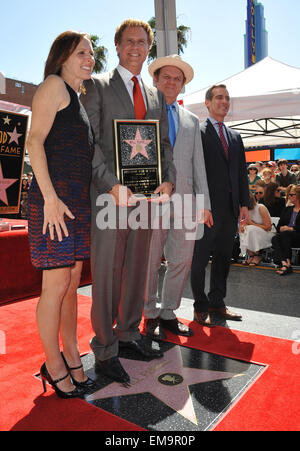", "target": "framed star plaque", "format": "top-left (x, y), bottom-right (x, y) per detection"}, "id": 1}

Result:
top-left (0, 111), bottom-right (29, 214)
top-left (114, 119), bottom-right (162, 197)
